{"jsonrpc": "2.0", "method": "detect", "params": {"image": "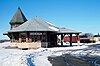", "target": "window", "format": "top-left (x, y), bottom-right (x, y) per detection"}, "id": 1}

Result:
top-left (42, 35), bottom-right (46, 42)
top-left (31, 35), bottom-right (41, 42)
top-left (30, 32), bottom-right (42, 42)
top-left (21, 33), bottom-right (26, 42)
